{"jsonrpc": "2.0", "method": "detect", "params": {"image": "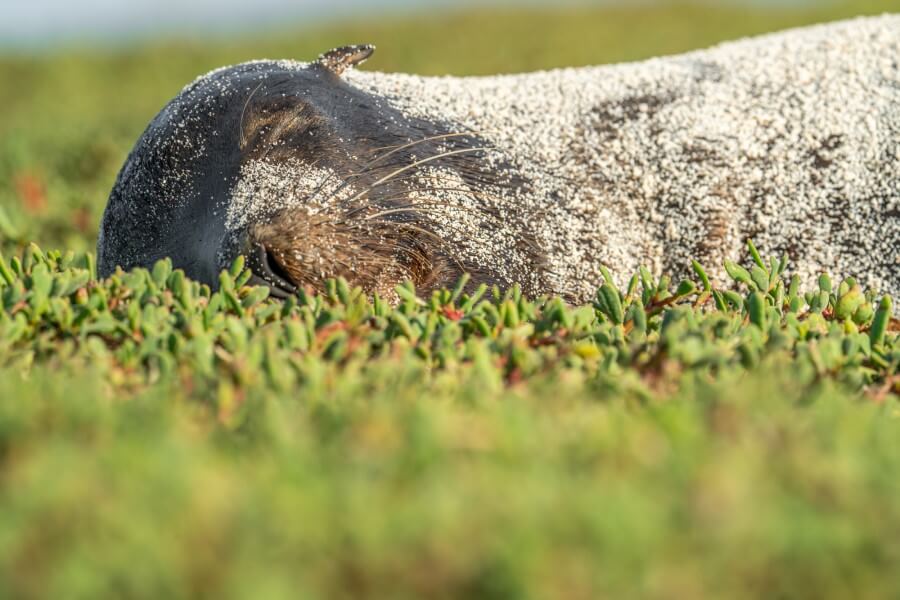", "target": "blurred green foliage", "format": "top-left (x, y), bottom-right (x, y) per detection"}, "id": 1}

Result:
top-left (1, 3), bottom-right (900, 597)
top-left (4, 363), bottom-right (900, 600)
